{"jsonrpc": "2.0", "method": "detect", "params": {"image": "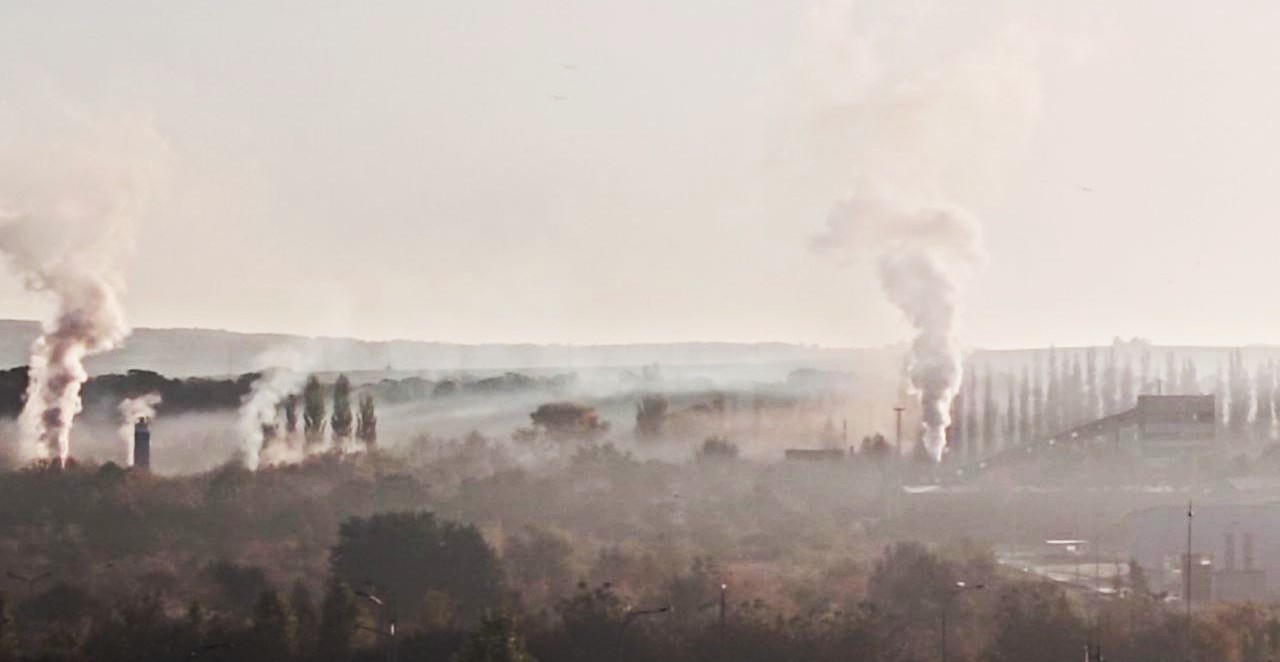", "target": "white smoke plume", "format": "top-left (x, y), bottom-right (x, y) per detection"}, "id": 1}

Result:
top-left (814, 188), bottom-right (983, 460)
top-left (0, 104), bottom-right (165, 466)
top-left (118, 393), bottom-right (162, 466)
top-left (236, 346), bottom-right (315, 470)
top-left (799, 0), bottom-right (1046, 461)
